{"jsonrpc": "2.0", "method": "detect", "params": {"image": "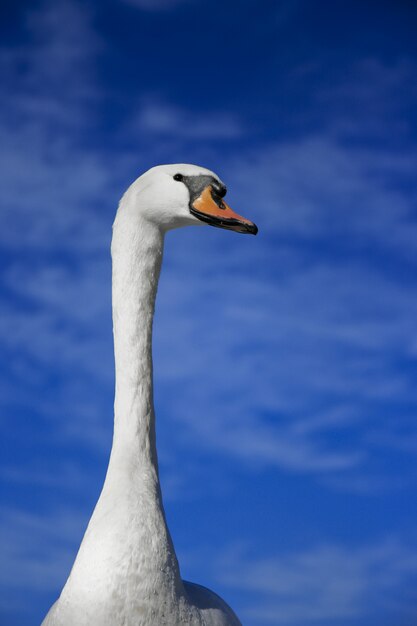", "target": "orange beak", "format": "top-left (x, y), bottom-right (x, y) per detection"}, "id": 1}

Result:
top-left (190, 186), bottom-right (258, 235)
